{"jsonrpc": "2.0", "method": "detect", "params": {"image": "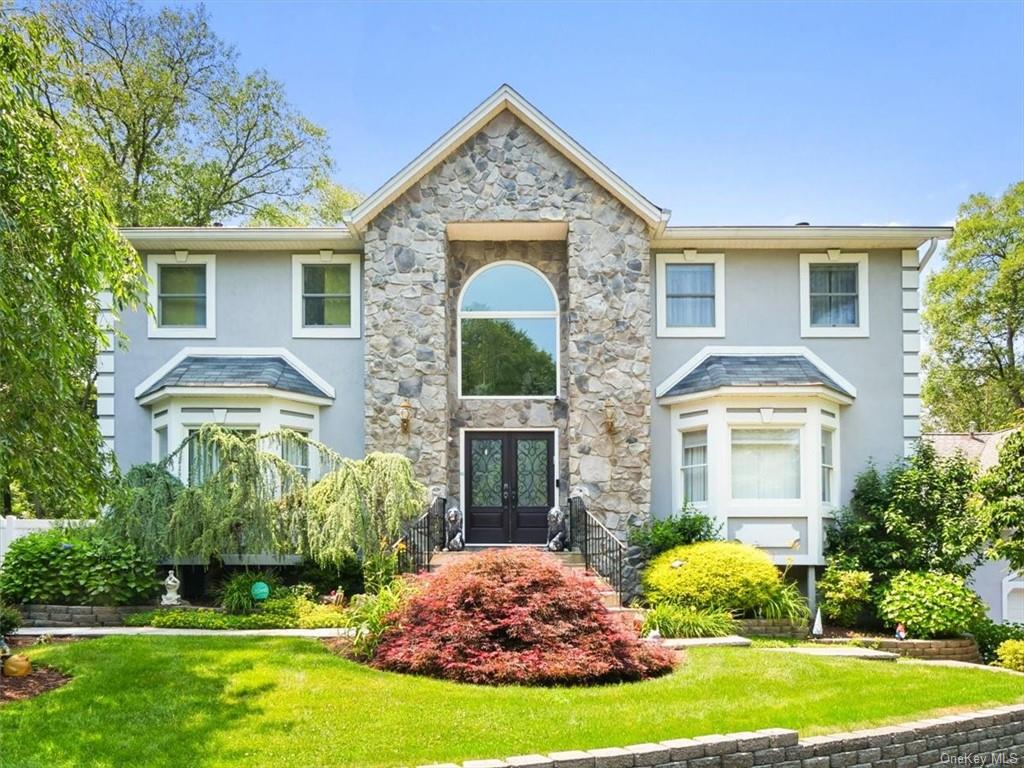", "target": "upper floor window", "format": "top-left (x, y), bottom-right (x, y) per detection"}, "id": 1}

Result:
top-left (458, 261), bottom-right (558, 398)
top-left (292, 253), bottom-right (361, 338)
top-left (147, 254), bottom-right (216, 338)
top-left (656, 253), bottom-right (725, 337)
top-left (800, 252), bottom-right (869, 338)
